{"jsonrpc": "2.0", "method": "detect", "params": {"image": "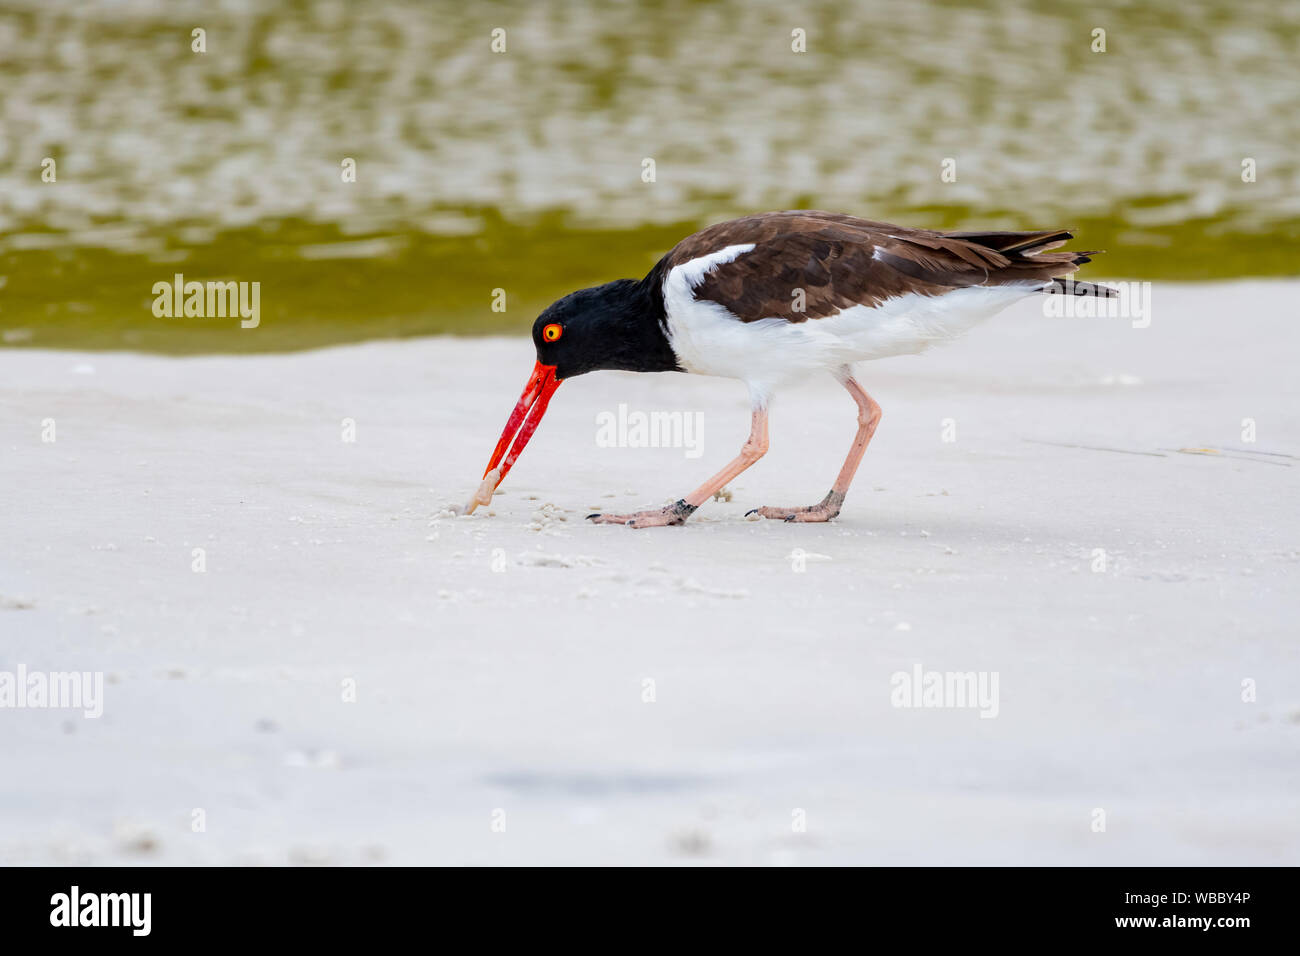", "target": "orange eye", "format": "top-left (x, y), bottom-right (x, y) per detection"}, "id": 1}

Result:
top-left (542, 323), bottom-right (563, 343)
